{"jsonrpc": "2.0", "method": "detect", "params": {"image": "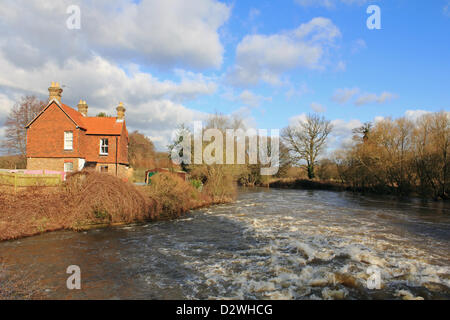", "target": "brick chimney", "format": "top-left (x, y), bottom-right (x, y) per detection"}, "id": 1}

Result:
top-left (48, 82), bottom-right (63, 102)
top-left (77, 100), bottom-right (88, 117)
top-left (116, 102), bottom-right (125, 122)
